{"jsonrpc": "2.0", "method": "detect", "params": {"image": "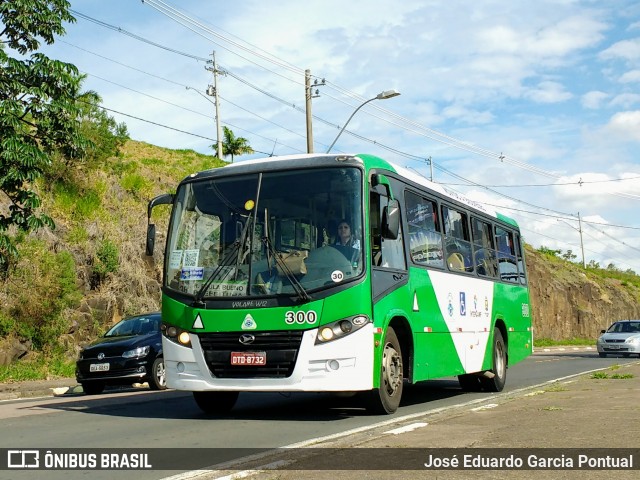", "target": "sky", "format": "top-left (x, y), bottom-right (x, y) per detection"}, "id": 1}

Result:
top-left (31, 0), bottom-right (640, 272)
